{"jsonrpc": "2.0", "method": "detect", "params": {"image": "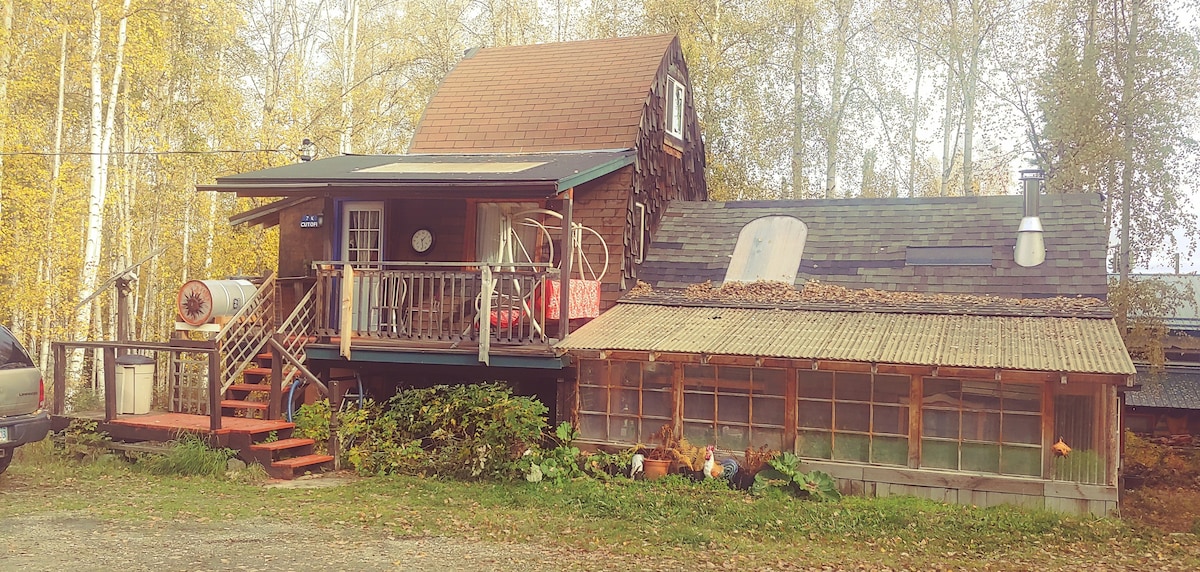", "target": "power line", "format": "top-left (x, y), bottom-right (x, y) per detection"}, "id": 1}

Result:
top-left (0, 149), bottom-right (297, 157)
